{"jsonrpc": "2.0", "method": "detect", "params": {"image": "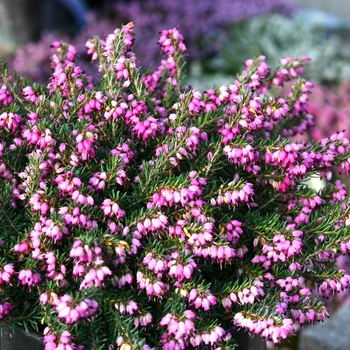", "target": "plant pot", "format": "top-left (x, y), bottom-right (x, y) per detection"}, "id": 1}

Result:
top-left (0, 325), bottom-right (43, 350)
top-left (232, 328), bottom-right (266, 350)
top-left (0, 325), bottom-right (265, 350)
